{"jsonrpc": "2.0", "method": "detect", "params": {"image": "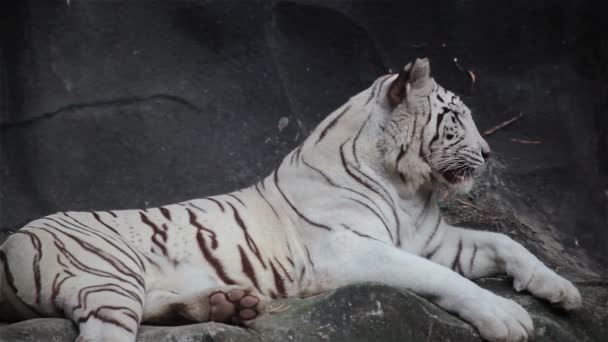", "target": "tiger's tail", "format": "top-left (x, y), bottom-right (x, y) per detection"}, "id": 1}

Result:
top-left (0, 240), bottom-right (22, 322)
top-left (0, 246), bottom-right (11, 320)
